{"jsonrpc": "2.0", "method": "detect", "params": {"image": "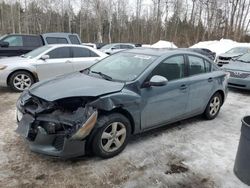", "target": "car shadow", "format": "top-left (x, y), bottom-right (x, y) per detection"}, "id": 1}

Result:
top-left (0, 86), bottom-right (16, 94)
